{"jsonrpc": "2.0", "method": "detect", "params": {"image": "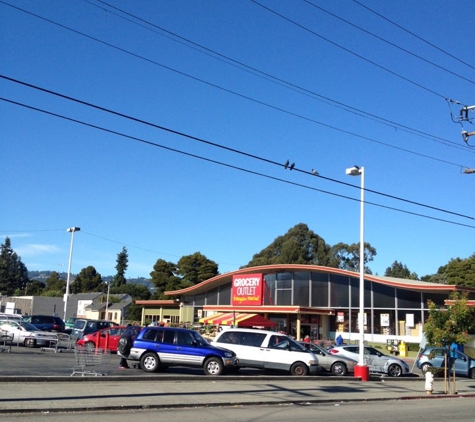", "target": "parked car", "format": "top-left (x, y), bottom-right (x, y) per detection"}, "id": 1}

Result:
top-left (416, 347), bottom-right (475, 378)
top-left (70, 319), bottom-right (118, 340)
top-left (22, 315), bottom-right (65, 332)
top-left (77, 325), bottom-right (142, 352)
top-left (129, 326), bottom-right (237, 375)
top-left (329, 345), bottom-right (410, 377)
top-left (0, 320), bottom-right (55, 348)
top-left (211, 328), bottom-right (320, 376)
top-left (65, 317), bottom-right (77, 333)
top-left (299, 342), bottom-right (357, 375)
